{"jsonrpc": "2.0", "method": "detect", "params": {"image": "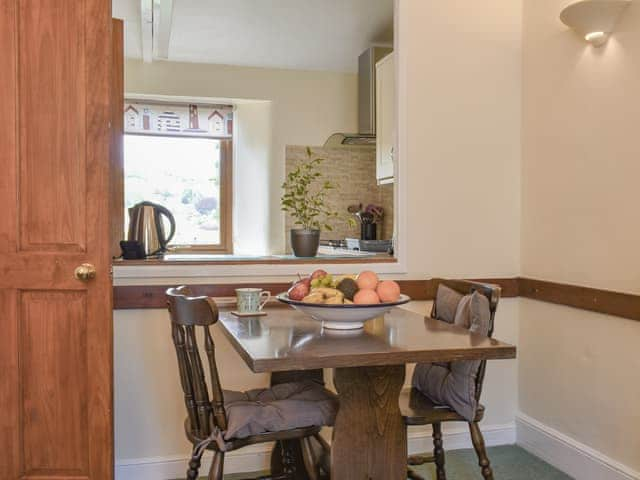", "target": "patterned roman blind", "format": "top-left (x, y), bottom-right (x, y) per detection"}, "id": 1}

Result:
top-left (124, 101), bottom-right (234, 138)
